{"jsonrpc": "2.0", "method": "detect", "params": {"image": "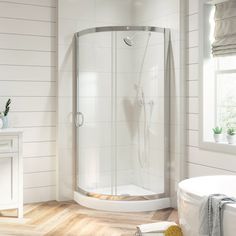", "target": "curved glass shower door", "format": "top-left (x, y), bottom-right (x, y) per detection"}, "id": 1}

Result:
top-left (76, 27), bottom-right (169, 200)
